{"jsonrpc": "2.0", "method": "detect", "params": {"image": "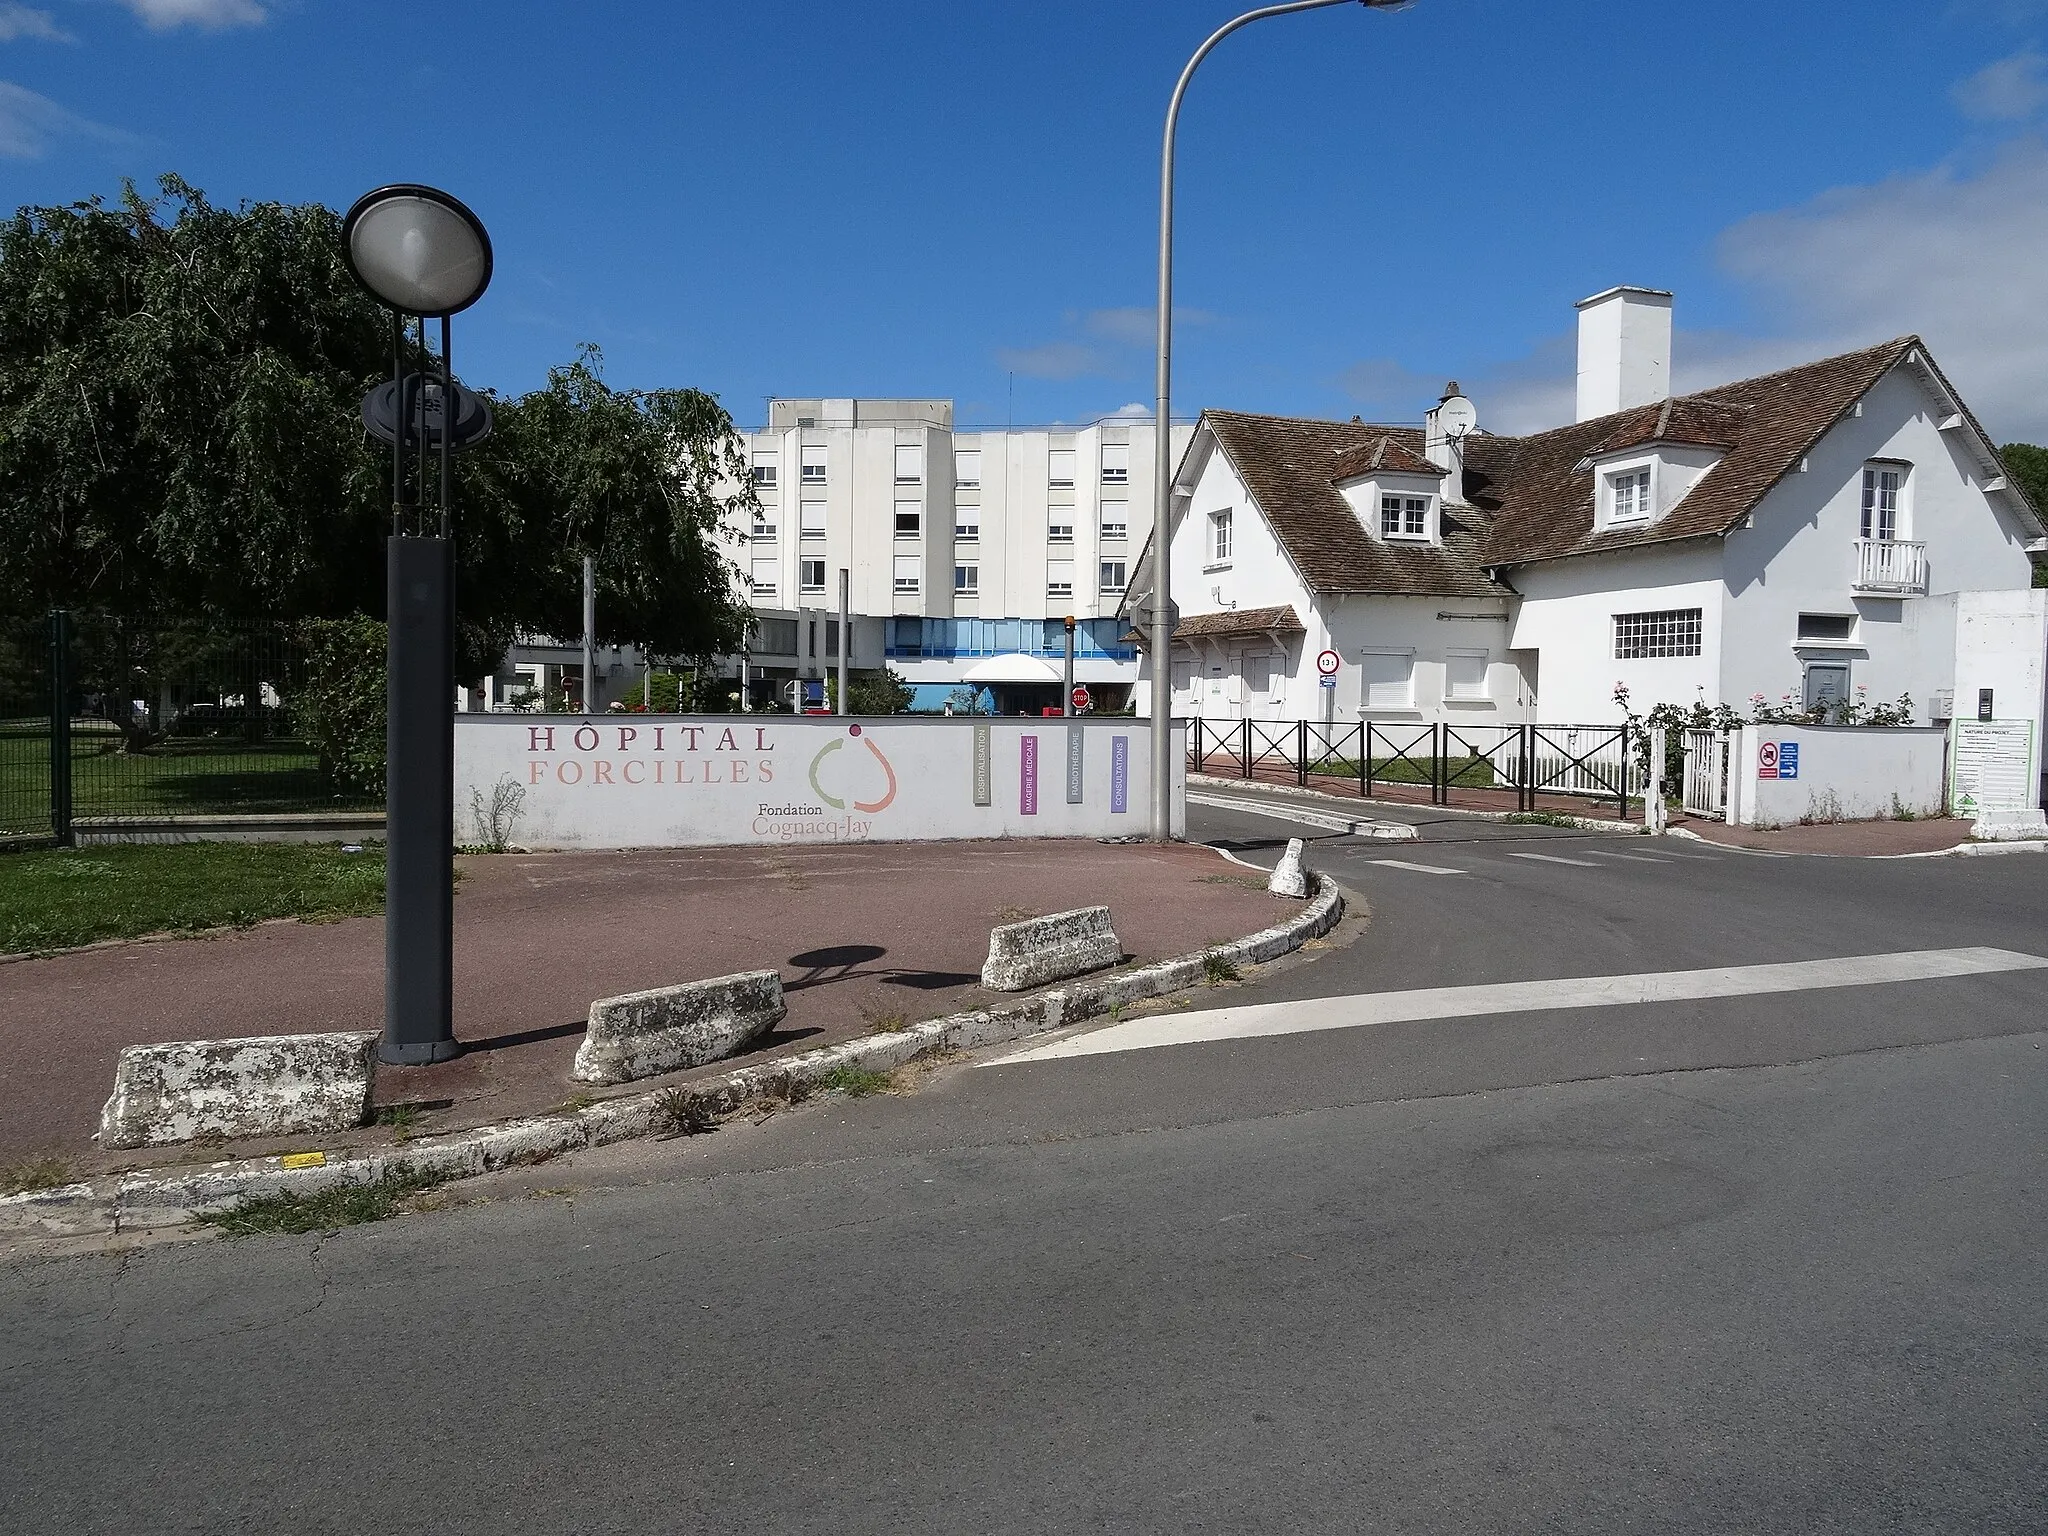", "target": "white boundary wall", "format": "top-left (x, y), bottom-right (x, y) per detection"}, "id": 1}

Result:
top-left (455, 715), bottom-right (1185, 850)
top-left (1727, 724), bottom-right (1948, 827)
